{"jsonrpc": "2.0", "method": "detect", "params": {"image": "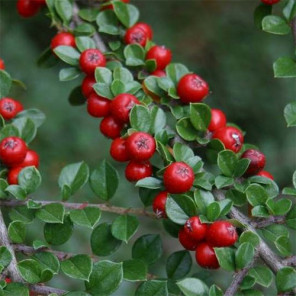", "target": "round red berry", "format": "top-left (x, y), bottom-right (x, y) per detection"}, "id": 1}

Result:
top-left (206, 221), bottom-right (238, 247)
top-left (177, 73), bottom-right (209, 104)
top-left (110, 93), bottom-right (140, 123)
top-left (178, 227), bottom-right (199, 251)
top-left (81, 76), bottom-right (96, 98)
top-left (126, 132), bottom-right (156, 161)
top-left (50, 32), bottom-right (76, 52)
top-left (110, 138), bottom-right (130, 162)
top-left (135, 23), bottom-right (153, 40)
top-left (195, 242), bottom-right (220, 269)
top-left (100, 116), bottom-right (123, 139)
top-left (7, 167), bottom-right (23, 185)
top-left (208, 109), bottom-right (227, 132)
top-left (17, 150), bottom-right (39, 168)
top-left (212, 126), bottom-right (244, 153)
top-left (184, 216), bottom-right (207, 242)
top-left (87, 93), bottom-right (110, 118)
top-left (261, 0), bottom-right (280, 4)
top-left (152, 191), bottom-right (168, 218)
top-left (241, 149), bottom-right (265, 176)
top-left (124, 25), bottom-right (150, 47)
top-left (101, 0), bottom-right (129, 10)
top-left (0, 137), bottom-right (27, 167)
top-left (256, 170), bottom-right (274, 180)
top-left (151, 70), bottom-right (166, 77)
top-left (125, 160), bottom-right (152, 182)
top-left (0, 98), bottom-right (24, 121)
top-left (163, 162), bottom-right (194, 194)
top-left (5, 278), bottom-right (11, 284)
top-left (79, 49), bottom-right (106, 76)
top-left (16, 0), bottom-right (40, 17)
top-left (0, 58), bottom-right (5, 70)
top-left (146, 45), bottom-right (172, 71)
